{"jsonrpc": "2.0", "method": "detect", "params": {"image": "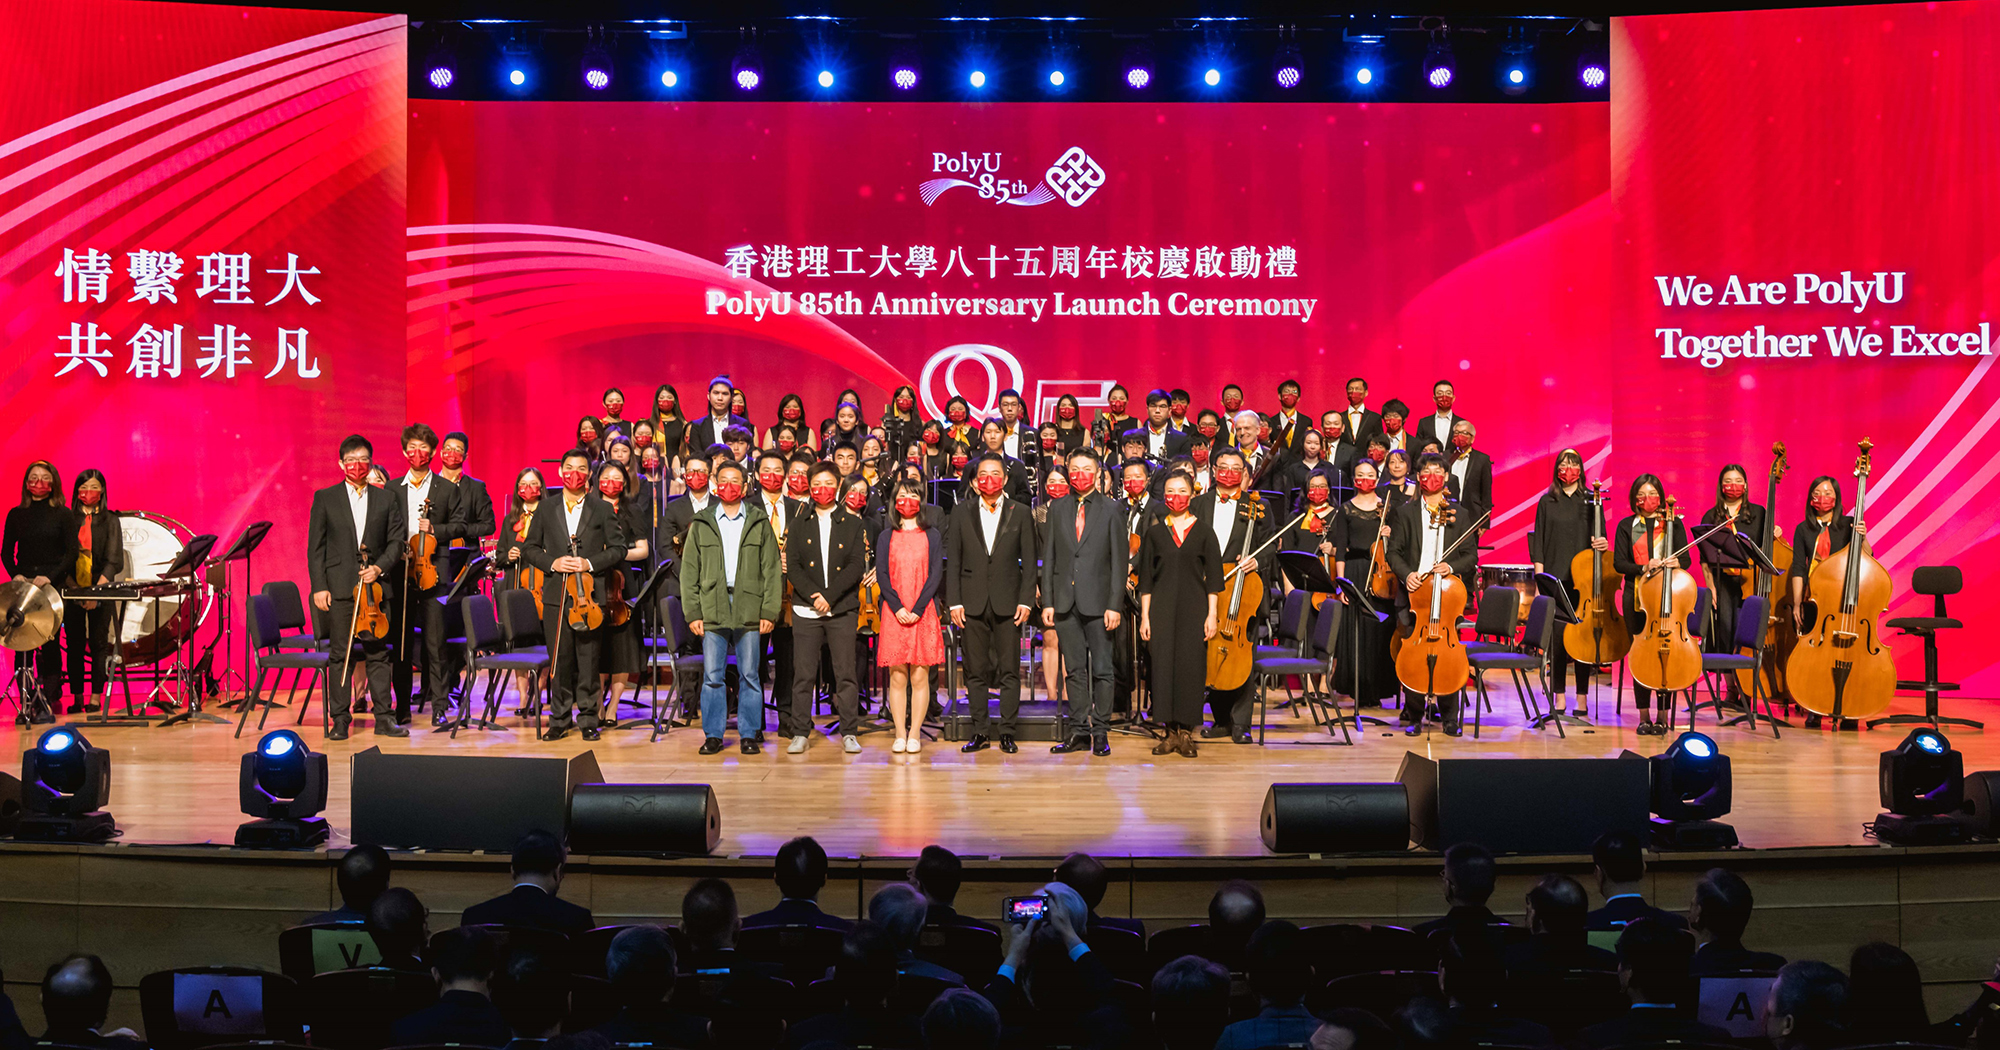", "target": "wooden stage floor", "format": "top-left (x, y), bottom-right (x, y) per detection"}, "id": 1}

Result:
top-left (12, 683), bottom-right (1997, 858)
